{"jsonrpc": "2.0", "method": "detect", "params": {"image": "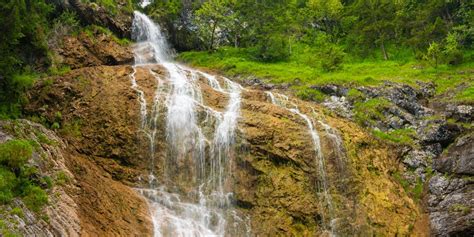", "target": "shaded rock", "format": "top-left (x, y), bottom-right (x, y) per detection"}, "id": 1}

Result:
top-left (417, 81), bottom-right (436, 98)
top-left (428, 174), bottom-right (474, 237)
top-left (417, 120), bottom-right (460, 147)
top-left (311, 84), bottom-right (348, 97)
top-left (434, 133), bottom-right (474, 175)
